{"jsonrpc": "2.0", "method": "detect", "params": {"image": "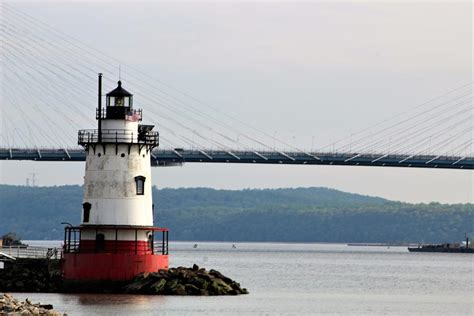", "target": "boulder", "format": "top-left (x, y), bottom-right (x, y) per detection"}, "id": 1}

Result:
top-left (164, 278), bottom-right (180, 294)
top-left (184, 284), bottom-right (201, 295)
top-left (208, 279), bottom-right (234, 295)
top-left (123, 276), bottom-right (155, 294)
top-left (189, 277), bottom-right (208, 290)
top-left (171, 284), bottom-right (187, 295)
top-left (149, 279), bottom-right (167, 294)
